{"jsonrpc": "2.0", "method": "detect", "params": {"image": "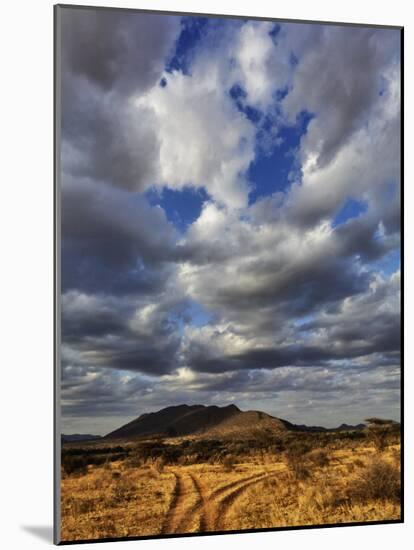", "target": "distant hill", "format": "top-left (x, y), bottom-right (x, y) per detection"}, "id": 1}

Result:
top-left (104, 404), bottom-right (366, 441)
top-left (335, 423), bottom-right (366, 431)
top-left (61, 434), bottom-right (101, 444)
top-left (106, 404), bottom-right (243, 439)
top-left (287, 422), bottom-right (366, 433)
